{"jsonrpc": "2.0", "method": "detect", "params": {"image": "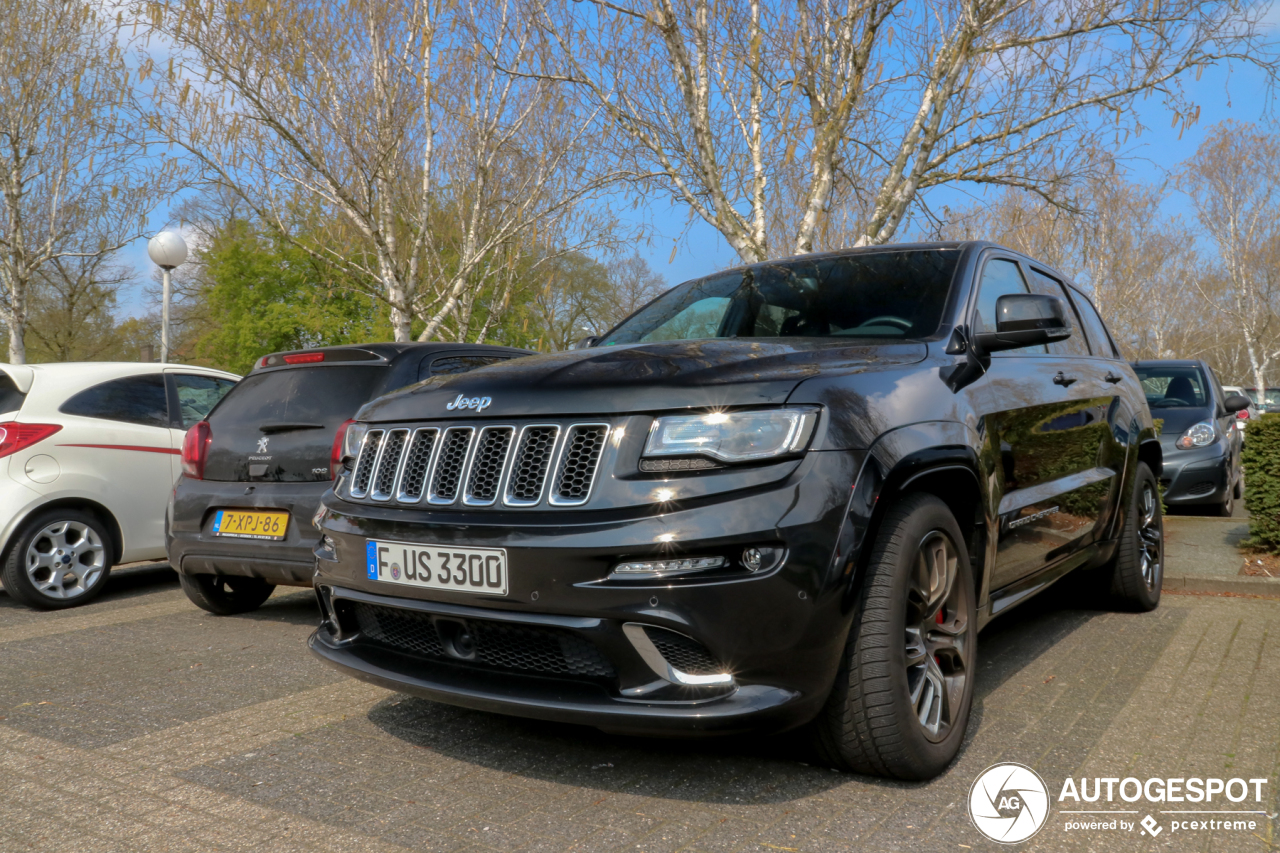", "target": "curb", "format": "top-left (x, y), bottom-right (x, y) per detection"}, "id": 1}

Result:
top-left (1163, 574), bottom-right (1280, 598)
